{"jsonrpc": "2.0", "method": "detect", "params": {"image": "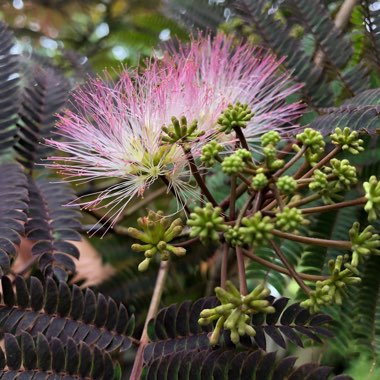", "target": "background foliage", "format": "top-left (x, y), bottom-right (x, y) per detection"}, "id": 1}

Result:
top-left (0, 0), bottom-right (379, 378)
